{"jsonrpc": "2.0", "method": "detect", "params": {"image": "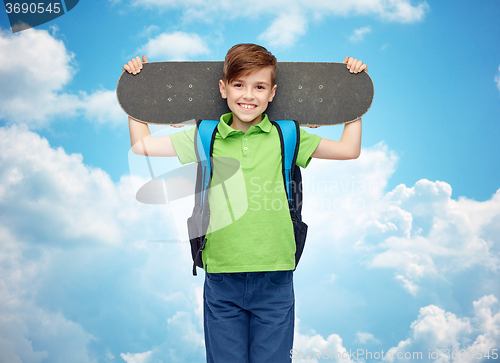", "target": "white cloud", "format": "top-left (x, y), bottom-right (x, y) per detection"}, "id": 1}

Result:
top-left (79, 88), bottom-right (124, 126)
top-left (138, 25), bottom-right (160, 38)
top-left (0, 124), bottom-right (206, 361)
top-left (120, 351), bottom-right (152, 363)
top-left (468, 295), bottom-right (500, 360)
top-left (0, 302), bottom-right (97, 363)
top-left (301, 142), bottom-right (500, 295)
top-left (303, 142), bottom-right (398, 243)
top-left (292, 317), bottom-right (352, 362)
top-left (131, 0), bottom-right (429, 23)
top-left (126, 0), bottom-right (429, 48)
top-left (0, 27), bottom-right (77, 127)
top-left (395, 274), bottom-right (419, 296)
top-left (139, 31), bottom-right (210, 61)
top-left (0, 28), bottom-right (125, 128)
top-left (0, 124), bottom-right (189, 260)
top-left (386, 295), bottom-right (500, 362)
top-left (130, 0), bottom-right (203, 8)
top-left (376, 0), bottom-right (429, 22)
top-left (355, 331), bottom-right (381, 344)
top-left (348, 27), bottom-right (371, 42)
top-left (258, 13), bottom-right (308, 49)
top-left (0, 223), bottom-right (97, 363)
top-left (371, 180), bottom-right (500, 279)
top-left (0, 125), bottom-right (132, 245)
